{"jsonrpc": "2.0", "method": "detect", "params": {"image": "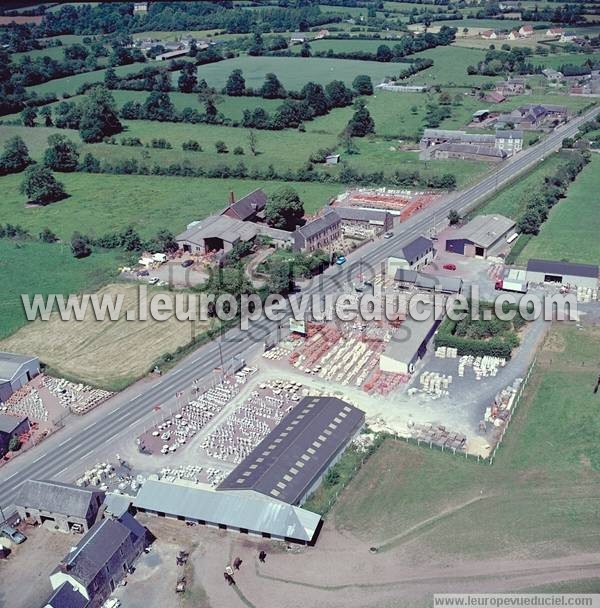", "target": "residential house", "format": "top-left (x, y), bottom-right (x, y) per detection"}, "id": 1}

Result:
top-left (561, 31), bottom-right (577, 42)
top-left (330, 207), bottom-right (393, 238)
top-left (222, 188), bottom-right (267, 221)
top-left (14, 480), bottom-right (105, 534)
top-left (41, 583), bottom-right (90, 608)
top-left (546, 27), bottom-right (563, 37)
top-left (519, 25), bottom-right (534, 37)
top-left (496, 77), bottom-right (526, 96)
top-left (485, 90), bottom-right (506, 104)
top-left (290, 32), bottom-right (307, 43)
top-left (507, 30), bottom-right (519, 40)
top-left (293, 213), bottom-right (341, 253)
top-left (386, 236), bottom-right (435, 276)
top-left (49, 513), bottom-right (147, 608)
top-left (542, 68), bottom-right (563, 83)
top-left (481, 30), bottom-right (498, 40)
top-left (495, 129), bottom-right (523, 155)
top-left (133, 2), bottom-right (148, 14)
top-left (315, 29), bottom-right (330, 39)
